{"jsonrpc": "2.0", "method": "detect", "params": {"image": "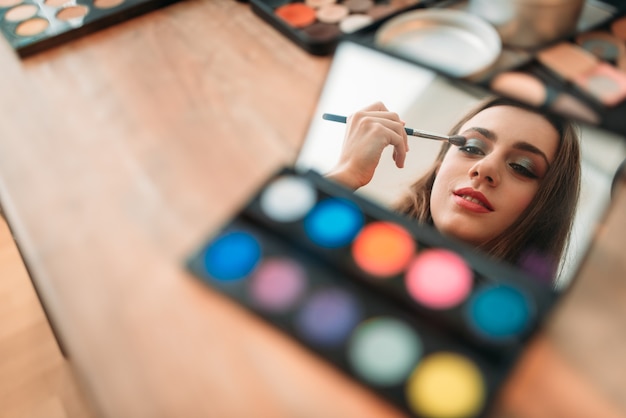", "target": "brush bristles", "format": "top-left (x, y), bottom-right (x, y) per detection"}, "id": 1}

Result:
top-left (449, 136), bottom-right (466, 146)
